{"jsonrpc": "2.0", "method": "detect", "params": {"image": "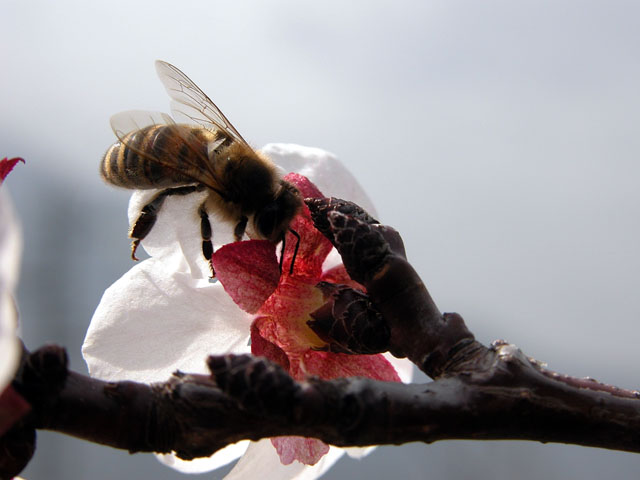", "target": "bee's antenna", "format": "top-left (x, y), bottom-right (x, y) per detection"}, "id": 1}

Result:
top-left (288, 228), bottom-right (300, 275)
